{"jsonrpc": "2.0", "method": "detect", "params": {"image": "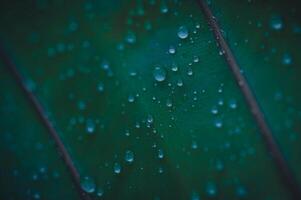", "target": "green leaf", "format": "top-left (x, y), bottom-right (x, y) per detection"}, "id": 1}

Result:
top-left (0, 0), bottom-right (300, 199)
